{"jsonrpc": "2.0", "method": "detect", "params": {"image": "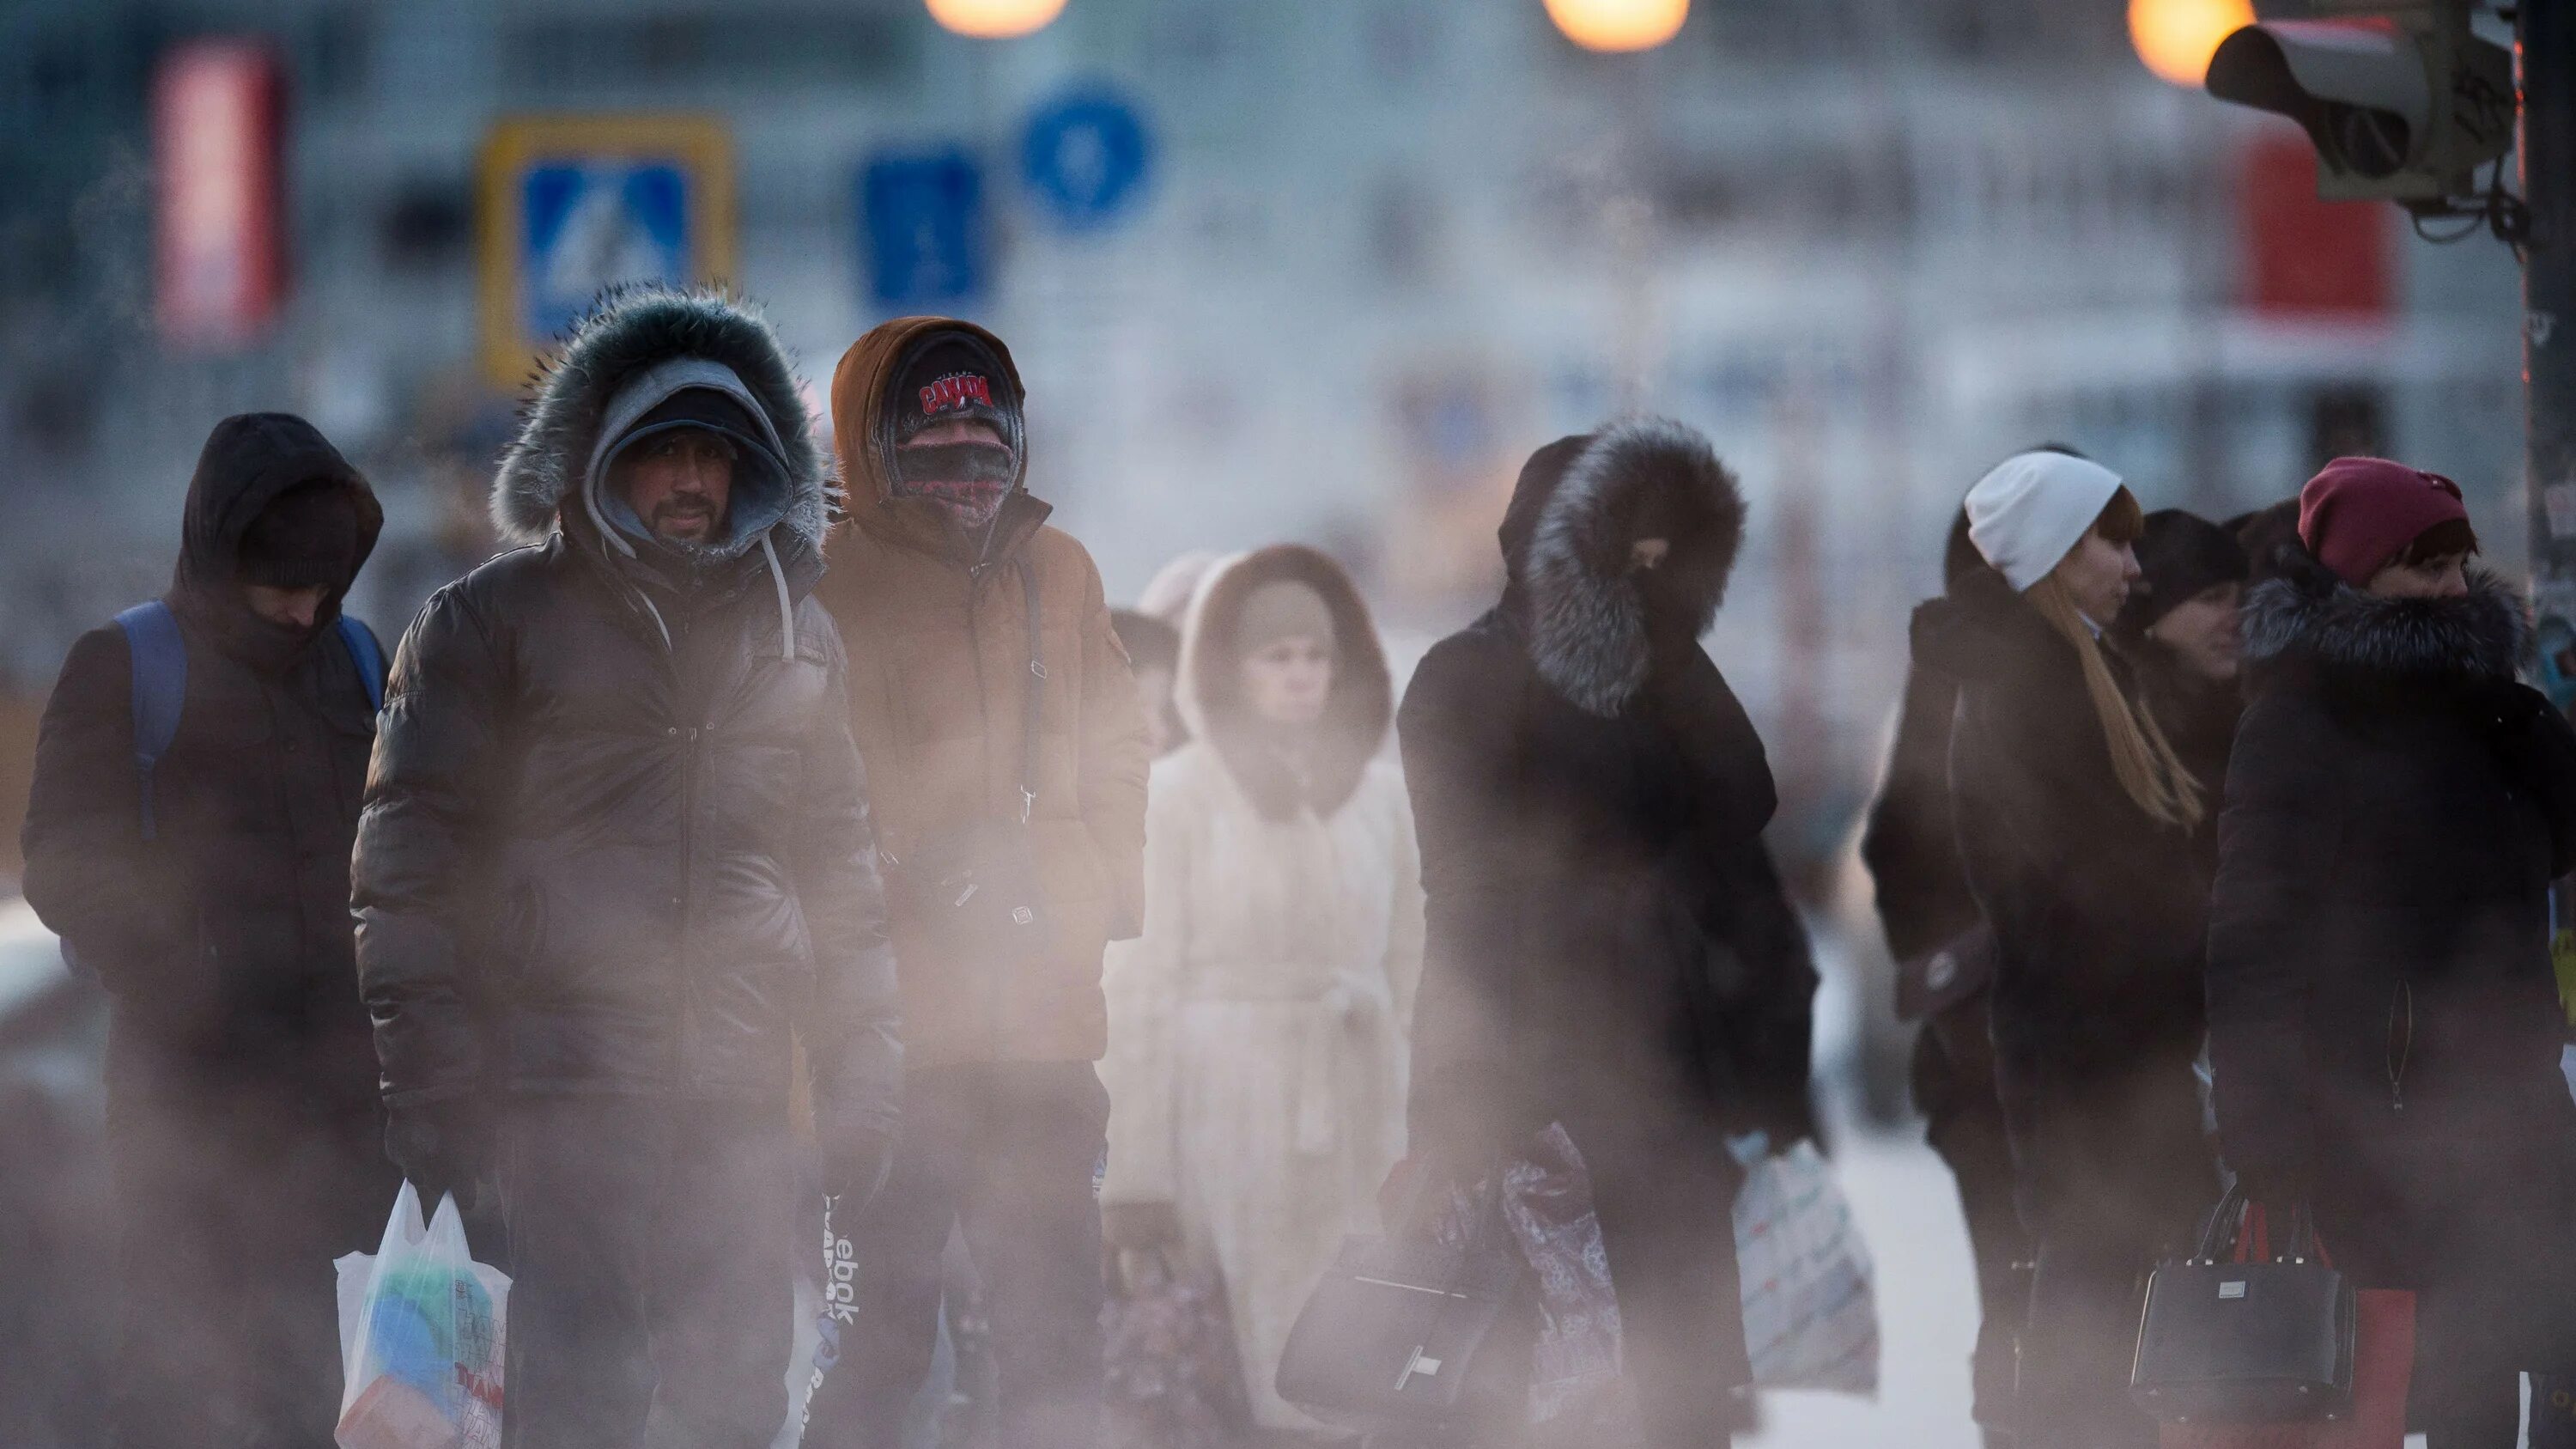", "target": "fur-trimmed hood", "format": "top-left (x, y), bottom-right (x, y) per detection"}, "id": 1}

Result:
top-left (1179, 544), bottom-right (1392, 820)
top-left (1498, 417), bottom-right (1746, 716)
top-left (492, 285), bottom-right (828, 550)
top-left (2243, 543), bottom-right (2527, 688)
